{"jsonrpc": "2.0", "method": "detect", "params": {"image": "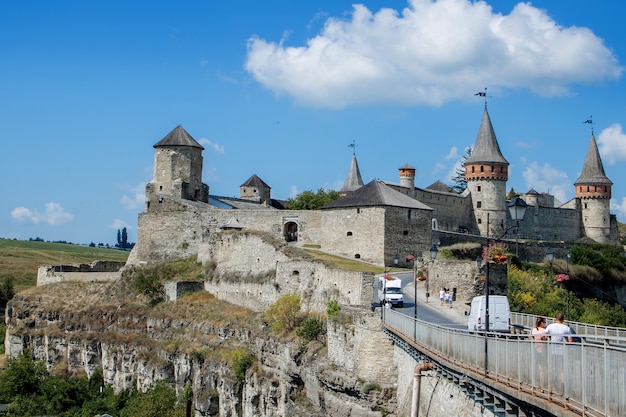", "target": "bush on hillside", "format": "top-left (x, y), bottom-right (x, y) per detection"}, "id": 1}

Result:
top-left (296, 315), bottom-right (327, 345)
top-left (265, 294), bottom-right (302, 334)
